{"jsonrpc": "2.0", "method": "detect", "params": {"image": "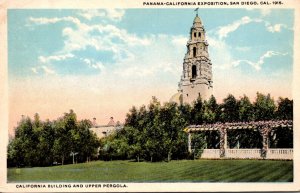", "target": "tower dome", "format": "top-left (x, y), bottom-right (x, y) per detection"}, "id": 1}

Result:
top-left (193, 15), bottom-right (201, 23)
top-left (170, 92), bottom-right (183, 104)
top-left (193, 15), bottom-right (202, 27)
